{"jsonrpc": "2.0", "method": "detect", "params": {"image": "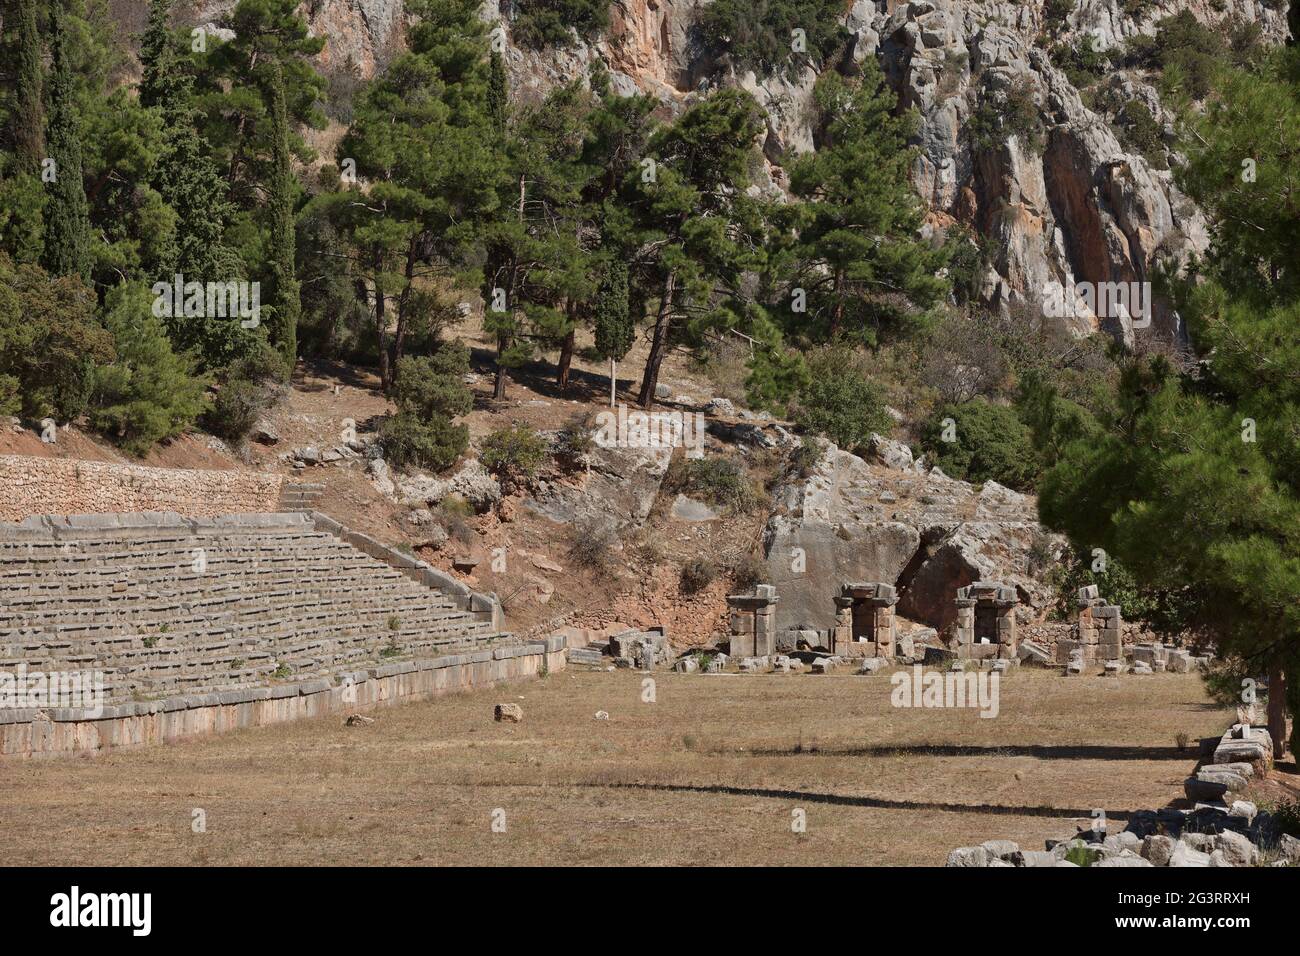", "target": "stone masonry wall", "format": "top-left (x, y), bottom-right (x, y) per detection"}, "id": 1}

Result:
top-left (2, 637), bottom-right (568, 758)
top-left (0, 455), bottom-right (284, 521)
